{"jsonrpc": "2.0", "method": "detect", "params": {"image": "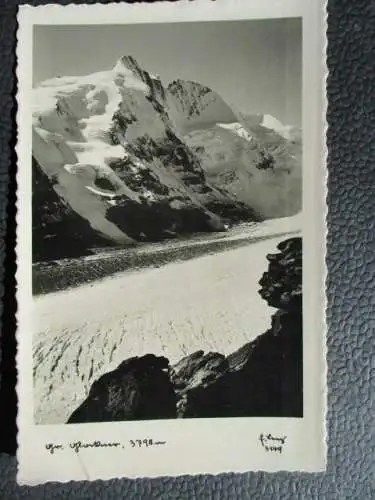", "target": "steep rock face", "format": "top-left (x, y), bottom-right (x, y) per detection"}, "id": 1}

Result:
top-left (167, 79), bottom-right (237, 132)
top-left (67, 354), bottom-right (176, 423)
top-left (116, 56), bottom-right (167, 111)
